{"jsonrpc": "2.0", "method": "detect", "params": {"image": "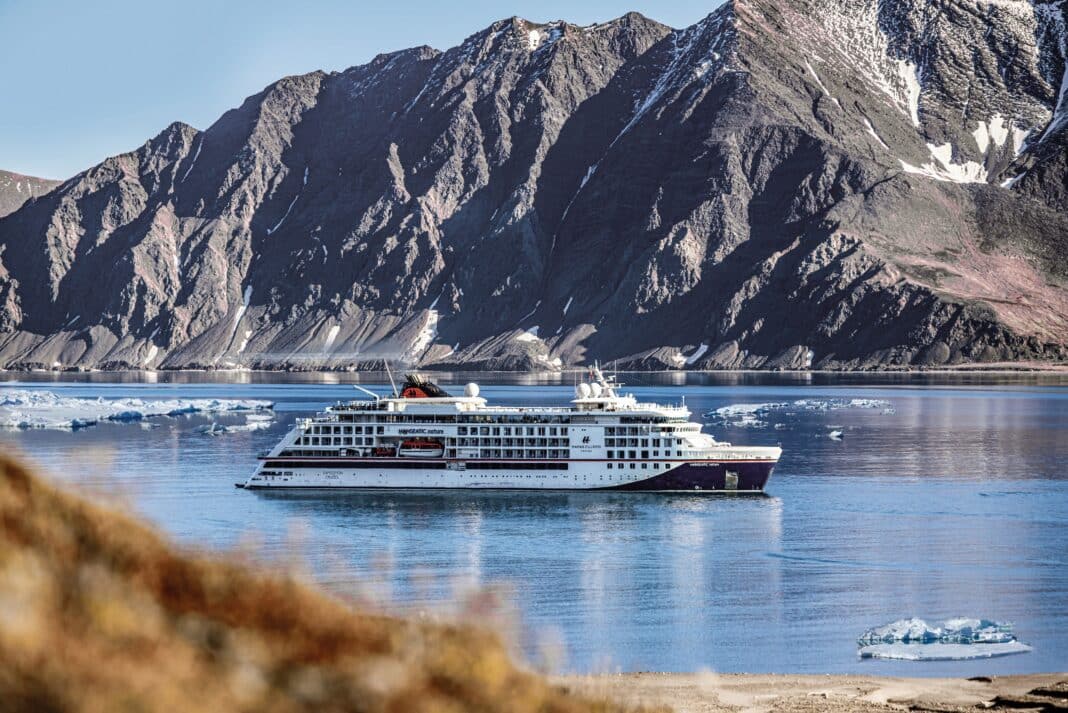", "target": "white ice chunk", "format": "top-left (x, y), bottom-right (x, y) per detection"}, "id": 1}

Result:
top-left (859, 642), bottom-right (1031, 661)
top-left (707, 398), bottom-right (893, 427)
top-left (562, 296), bottom-right (574, 315)
top-left (0, 390), bottom-right (272, 430)
top-left (857, 618), bottom-right (1029, 661)
top-left (197, 413), bottom-right (273, 435)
